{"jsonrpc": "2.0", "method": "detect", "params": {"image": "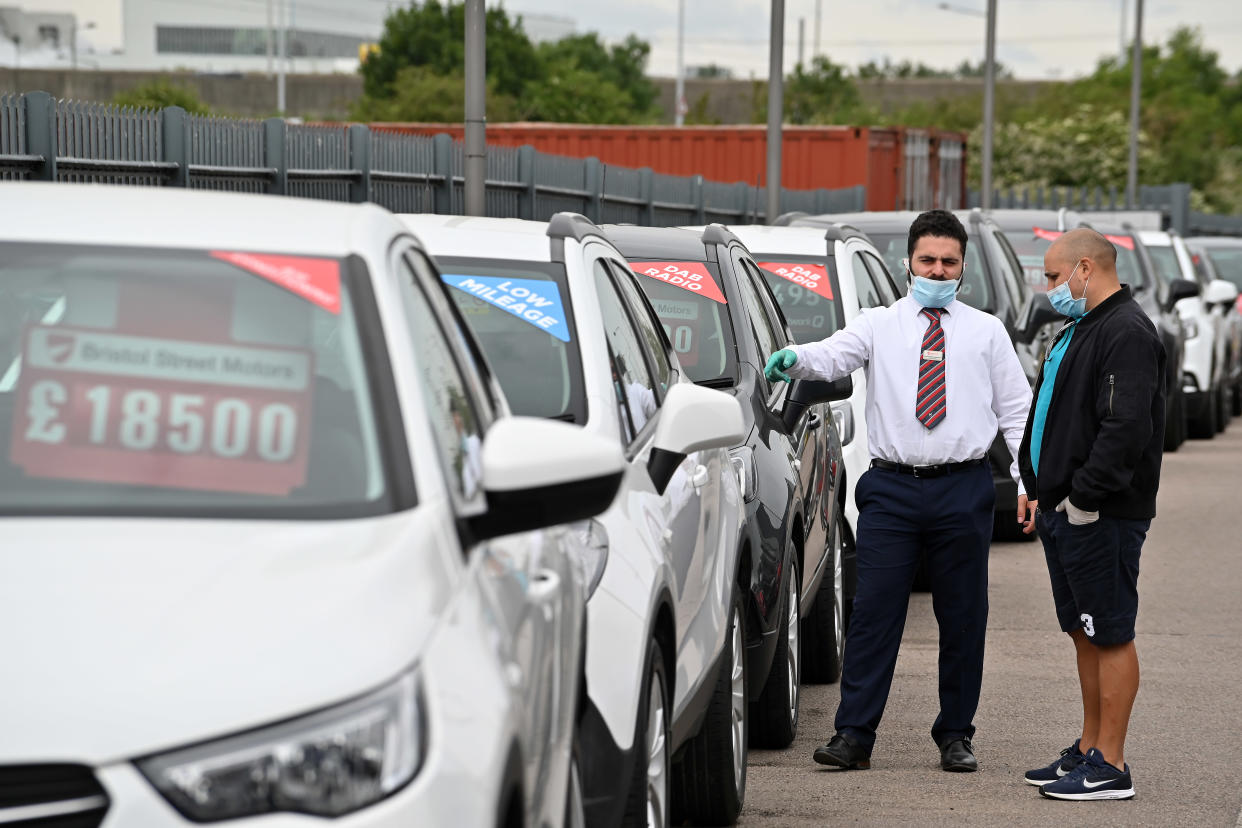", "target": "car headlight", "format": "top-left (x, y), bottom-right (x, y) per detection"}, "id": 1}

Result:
top-left (728, 446), bottom-right (759, 502)
top-left (137, 668), bottom-right (424, 821)
top-left (571, 518), bottom-right (609, 599)
top-left (830, 400), bottom-right (855, 446)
